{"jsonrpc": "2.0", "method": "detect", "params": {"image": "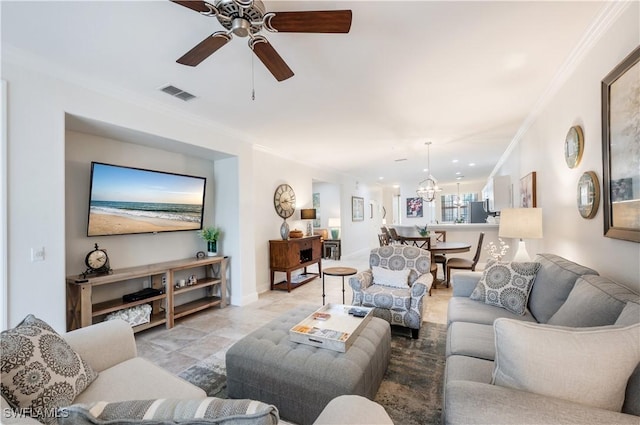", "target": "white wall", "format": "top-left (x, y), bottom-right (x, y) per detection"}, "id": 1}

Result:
top-left (494, 3), bottom-right (640, 290)
top-left (312, 182), bottom-right (341, 230)
top-left (2, 54), bottom-right (379, 329)
top-left (339, 180), bottom-right (383, 257)
top-left (251, 148), bottom-right (359, 293)
top-left (3, 60), bottom-right (255, 330)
